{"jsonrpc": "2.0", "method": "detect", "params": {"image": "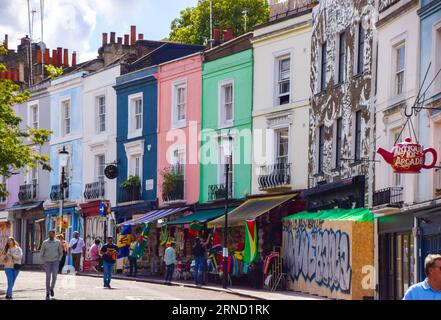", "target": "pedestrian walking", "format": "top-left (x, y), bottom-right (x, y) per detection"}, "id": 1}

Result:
top-left (89, 239), bottom-right (102, 273)
top-left (163, 241), bottom-right (177, 285)
top-left (0, 237), bottom-right (23, 299)
top-left (40, 230), bottom-right (63, 300)
top-left (56, 234), bottom-right (68, 274)
top-left (100, 236), bottom-right (120, 289)
top-left (192, 237), bottom-right (207, 286)
top-left (403, 254), bottom-right (441, 300)
top-left (68, 231), bottom-right (85, 273)
top-left (127, 239), bottom-right (138, 277)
